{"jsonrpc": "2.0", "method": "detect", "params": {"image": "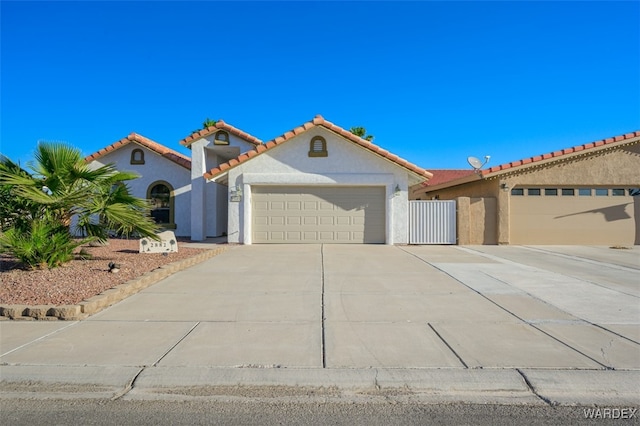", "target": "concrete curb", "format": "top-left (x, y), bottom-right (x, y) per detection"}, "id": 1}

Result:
top-left (1, 365), bottom-right (638, 406)
top-left (0, 247), bottom-right (228, 321)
